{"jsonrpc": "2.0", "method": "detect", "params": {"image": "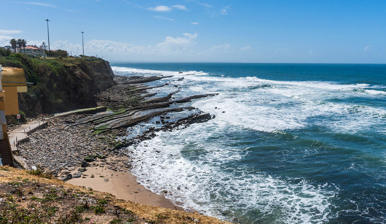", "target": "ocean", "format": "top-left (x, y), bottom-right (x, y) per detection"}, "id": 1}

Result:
top-left (112, 63), bottom-right (386, 224)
